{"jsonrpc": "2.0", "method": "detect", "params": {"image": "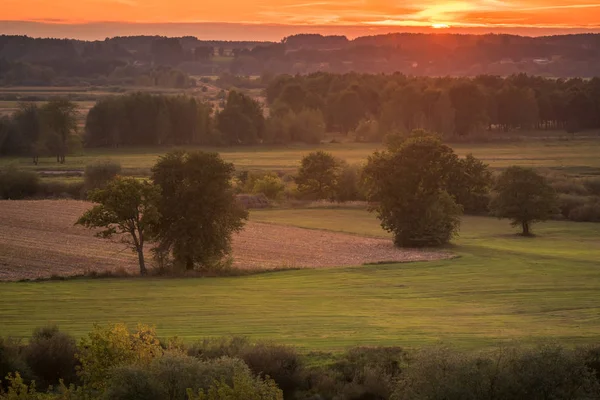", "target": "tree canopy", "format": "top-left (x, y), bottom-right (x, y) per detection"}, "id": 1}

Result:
top-left (151, 151), bottom-right (248, 270)
top-left (76, 177), bottom-right (161, 275)
top-left (362, 132), bottom-right (490, 247)
top-left (490, 166), bottom-right (559, 236)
